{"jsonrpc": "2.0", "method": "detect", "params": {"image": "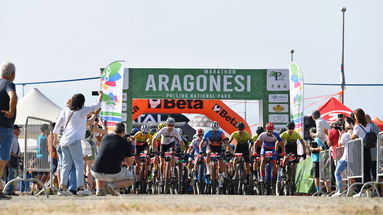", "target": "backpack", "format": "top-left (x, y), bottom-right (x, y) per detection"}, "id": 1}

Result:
top-left (360, 125), bottom-right (377, 148)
